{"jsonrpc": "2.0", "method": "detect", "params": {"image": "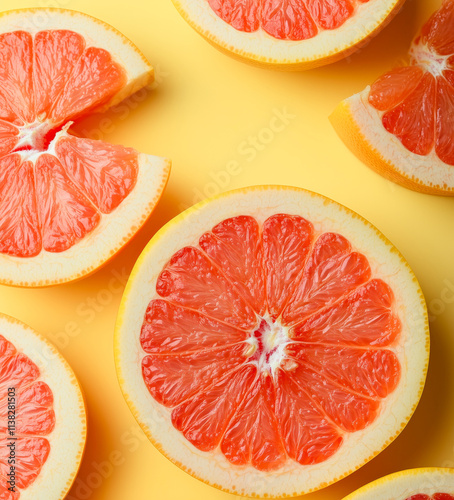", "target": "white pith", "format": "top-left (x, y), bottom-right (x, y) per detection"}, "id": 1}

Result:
top-left (342, 88), bottom-right (454, 190)
top-left (0, 9), bottom-right (171, 286)
top-left (343, 468), bottom-right (454, 499)
top-left (115, 186), bottom-right (429, 498)
top-left (14, 120), bottom-right (53, 152)
top-left (411, 41), bottom-right (450, 77)
top-left (246, 316), bottom-right (291, 377)
top-left (0, 313), bottom-right (86, 500)
top-left (172, 0), bottom-right (402, 66)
